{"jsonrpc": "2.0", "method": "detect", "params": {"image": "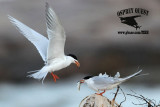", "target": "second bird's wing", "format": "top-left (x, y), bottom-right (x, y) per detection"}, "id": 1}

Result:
top-left (8, 16), bottom-right (49, 61)
top-left (92, 76), bottom-right (115, 87)
top-left (45, 3), bottom-right (66, 61)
